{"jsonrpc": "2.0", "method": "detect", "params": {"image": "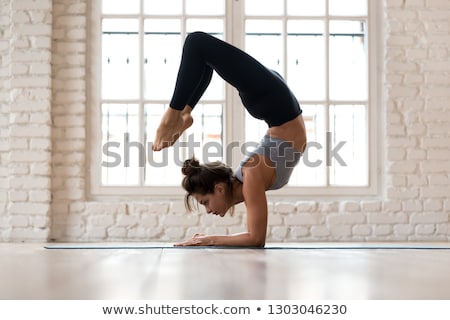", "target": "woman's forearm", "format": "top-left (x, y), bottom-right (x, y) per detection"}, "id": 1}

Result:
top-left (209, 232), bottom-right (266, 247)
